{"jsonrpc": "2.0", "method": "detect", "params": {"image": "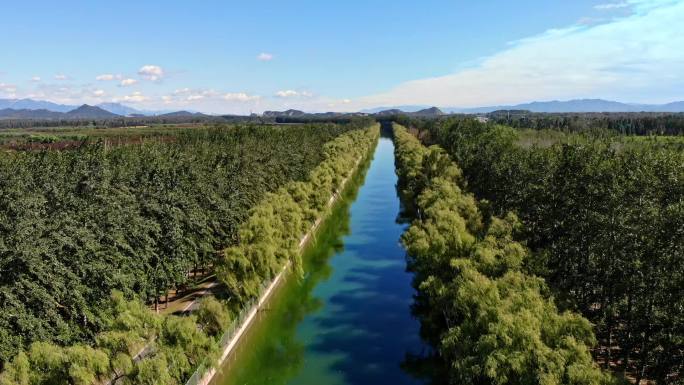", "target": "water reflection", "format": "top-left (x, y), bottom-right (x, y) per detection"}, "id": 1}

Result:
top-left (212, 137), bottom-right (430, 385)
